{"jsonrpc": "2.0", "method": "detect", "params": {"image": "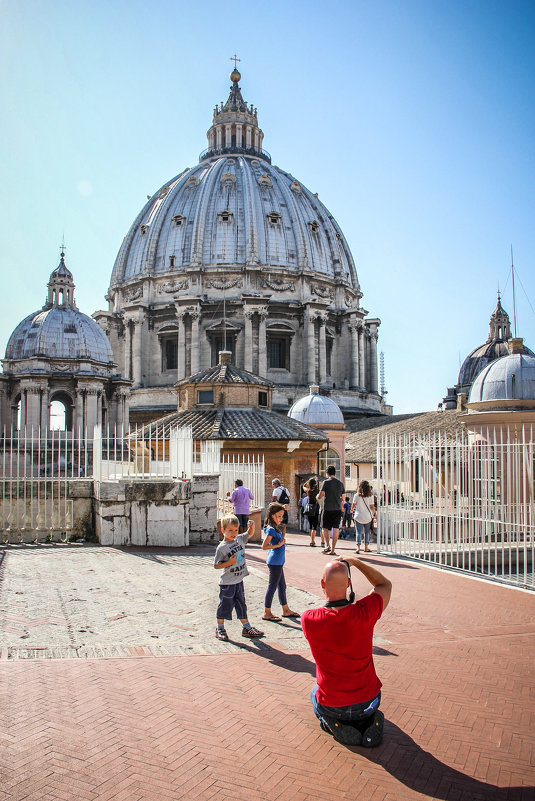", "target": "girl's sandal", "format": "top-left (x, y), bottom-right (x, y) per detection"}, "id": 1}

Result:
top-left (262, 615), bottom-right (282, 622)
